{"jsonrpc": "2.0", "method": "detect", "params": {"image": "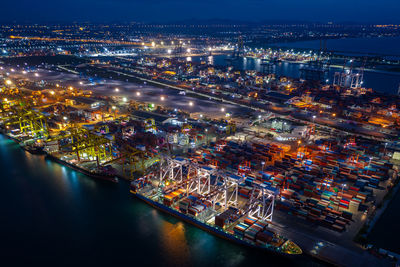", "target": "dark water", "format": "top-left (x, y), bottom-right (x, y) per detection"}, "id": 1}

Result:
top-left (0, 135), bottom-right (321, 267)
top-left (273, 36), bottom-right (400, 57)
top-left (192, 55), bottom-right (400, 95)
top-left (368, 187), bottom-right (400, 254)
